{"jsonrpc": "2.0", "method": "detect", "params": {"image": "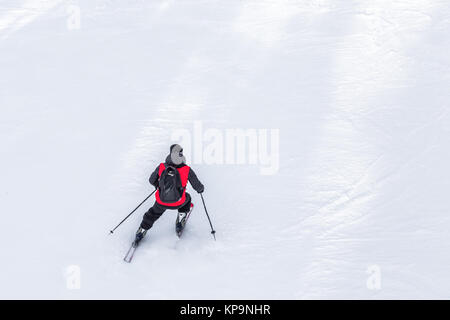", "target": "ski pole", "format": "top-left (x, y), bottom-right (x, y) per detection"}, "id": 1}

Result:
top-left (200, 193), bottom-right (216, 241)
top-left (109, 189), bottom-right (156, 234)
